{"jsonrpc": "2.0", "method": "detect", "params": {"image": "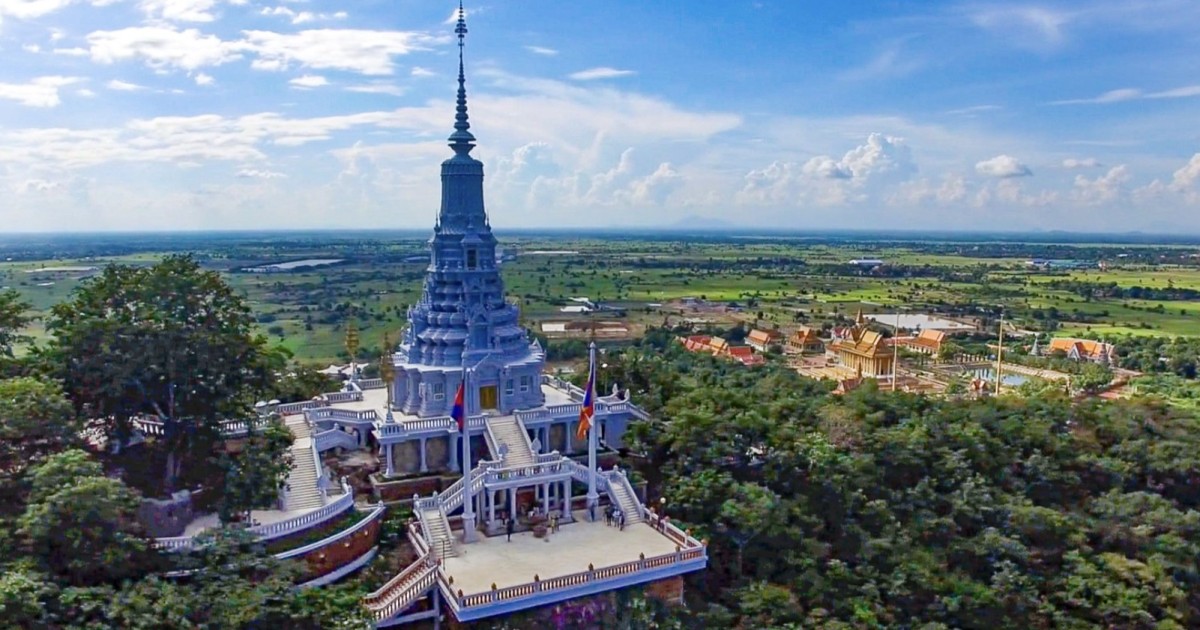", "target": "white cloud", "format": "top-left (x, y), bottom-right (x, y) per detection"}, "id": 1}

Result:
top-left (1170, 153), bottom-right (1200, 192)
top-left (976, 154), bottom-right (1032, 178)
top-left (1052, 84), bottom-right (1200, 105)
top-left (945, 104), bottom-right (1002, 115)
top-left (106, 79), bottom-right (145, 91)
top-left (193, 72), bottom-right (214, 85)
top-left (236, 168), bottom-right (286, 178)
top-left (288, 74), bottom-right (327, 88)
top-left (0, 76), bottom-right (83, 107)
top-left (1072, 165), bottom-right (1129, 205)
top-left (737, 134), bottom-right (916, 208)
top-left (140, 0), bottom-right (220, 23)
top-left (345, 82), bottom-right (404, 96)
top-left (568, 67), bottom-right (636, 81)
top-left (1062, 157), bottom-right (1101, 169)
top-left (970, 6), bottom-right (1070, 50)
top-left (86, 26), bottom-right (242, 71)
top-left (410, 66), bottom-right (434, 77)
top-left (76, 88), bottom-right (96, 97)
top-left (260, 5), bottom-right (346, 25)
top-left (0, 0), bottom-right (87, 19)
top-left (524, 45), bottom-right (558, 56)
top-left (23, 43), bottom-right (41, 52)
top-left (241, 29), bottom-right (442, 75)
